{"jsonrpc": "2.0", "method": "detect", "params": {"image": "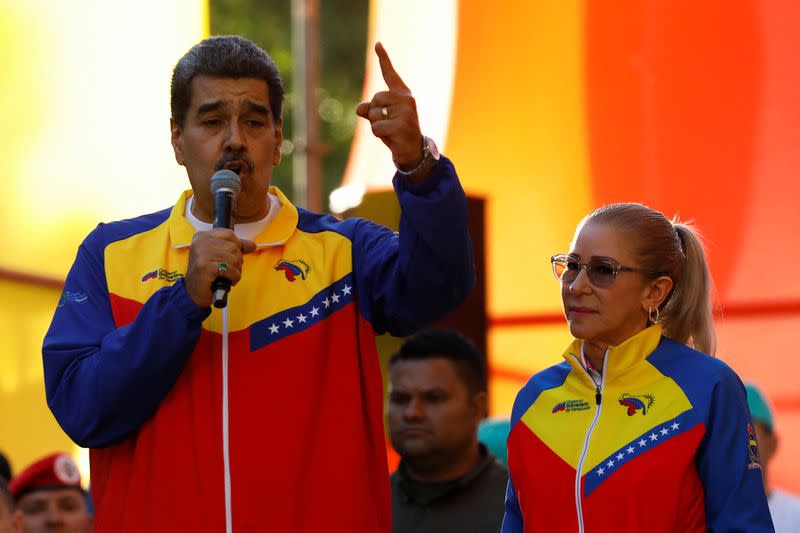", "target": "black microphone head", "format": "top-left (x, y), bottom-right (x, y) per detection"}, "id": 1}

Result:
top-left (209, 169), bottom-right (242, 195)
